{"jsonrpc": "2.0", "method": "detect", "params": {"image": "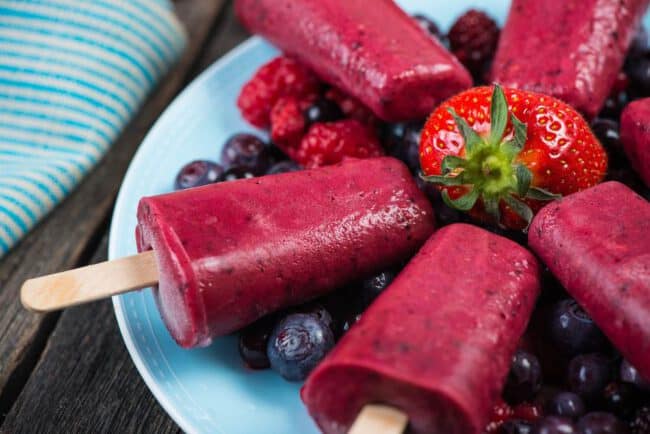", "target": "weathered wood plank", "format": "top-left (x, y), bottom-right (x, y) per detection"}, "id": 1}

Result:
top-left (1, 236), bottom-right (182, 434)
top-left (0, 0), bottom-right (228, 422)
